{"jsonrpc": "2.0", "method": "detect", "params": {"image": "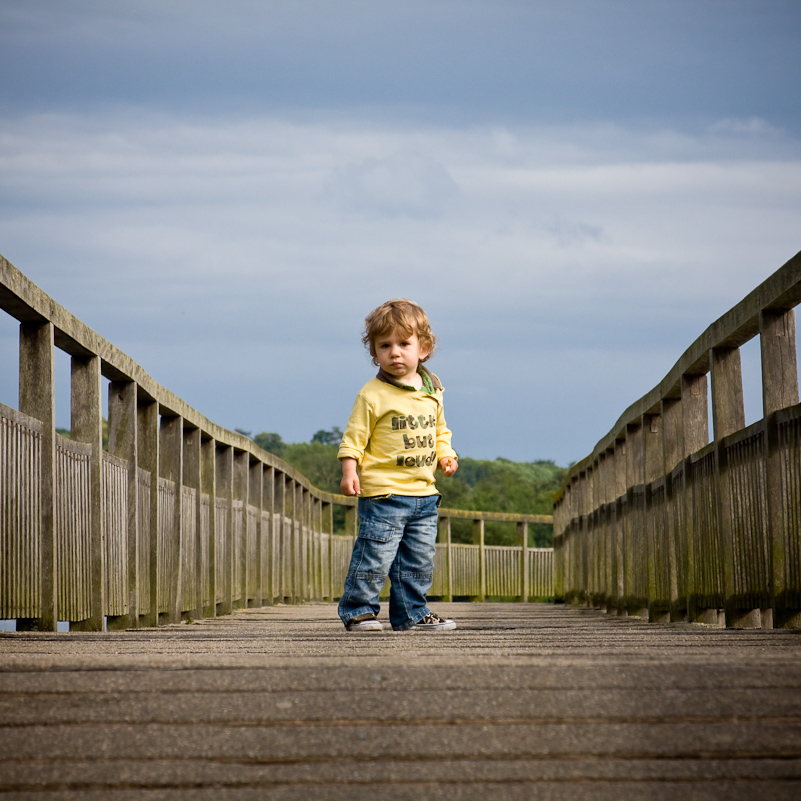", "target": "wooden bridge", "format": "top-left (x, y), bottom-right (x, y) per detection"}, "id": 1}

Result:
top-left (2, 602), bottom-right (801, 798)
top-left (0, 254), bottom-right (552, 634)
top-left (2, 251), bottom-right (801, 797)
top-left (554, 250), bottom-right (801, 631)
